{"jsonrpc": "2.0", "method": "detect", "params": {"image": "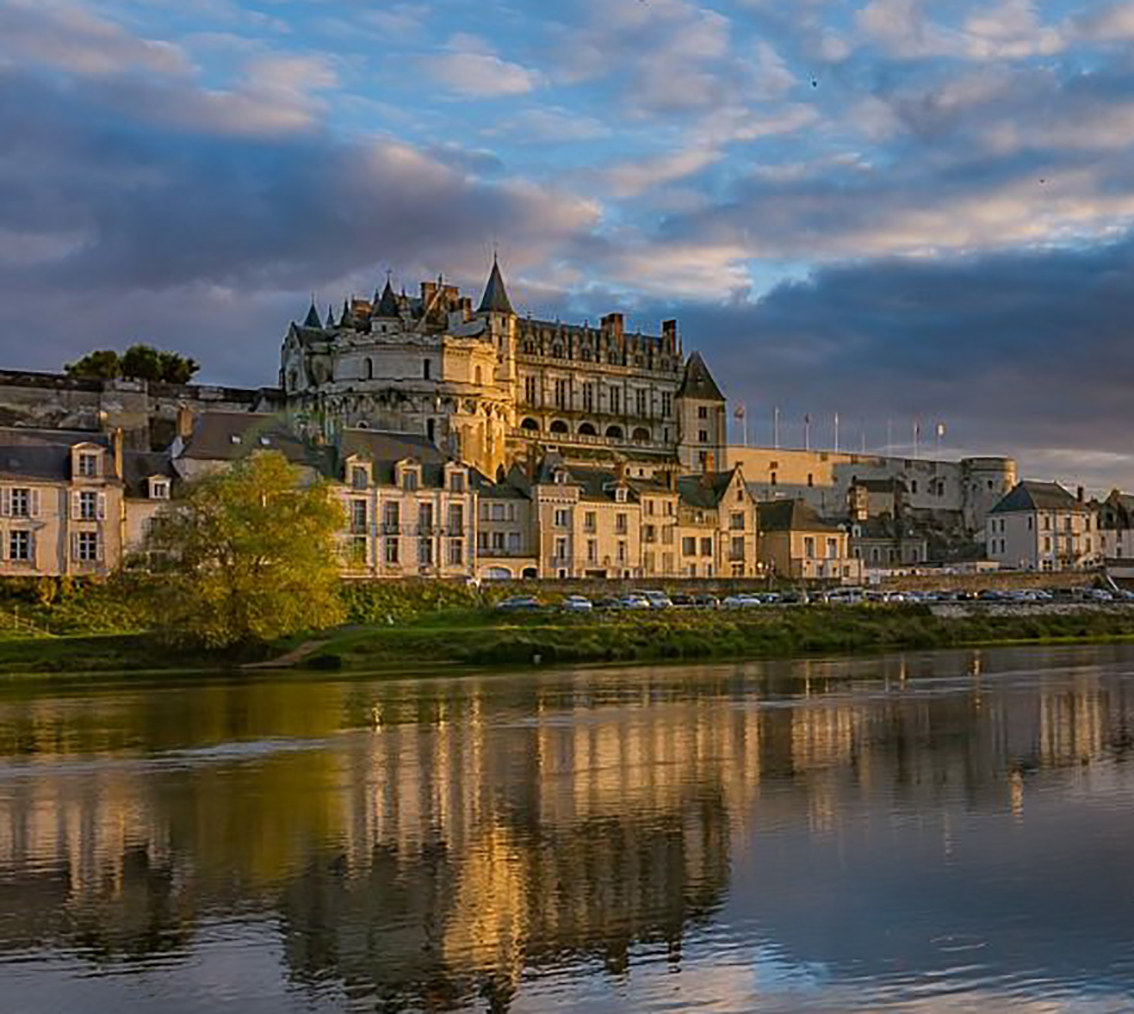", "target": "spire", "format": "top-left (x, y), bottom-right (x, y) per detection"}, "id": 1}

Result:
top-left (339, 299), bottom-right (352, 327)
top-left (677, 351), bottom-right (725, 402)
top-left (374, 278), bottom-right (400, 318)
top-left (478, 256), bottom-right (514, 315)
top-left (326, 304), bottom-right (335, 328)
top-left (302, 299), bottom-right (322, 328)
